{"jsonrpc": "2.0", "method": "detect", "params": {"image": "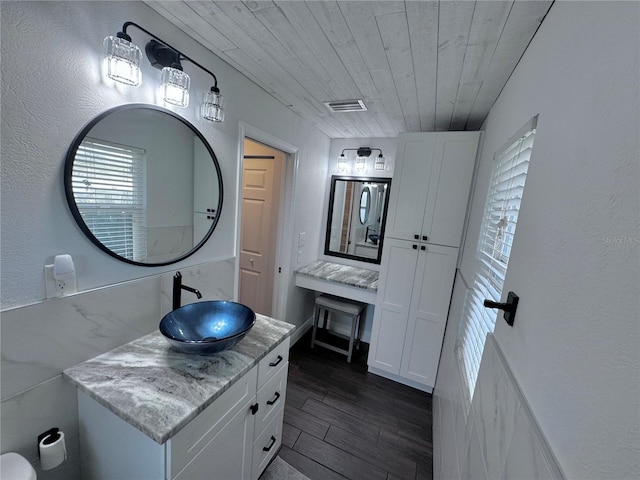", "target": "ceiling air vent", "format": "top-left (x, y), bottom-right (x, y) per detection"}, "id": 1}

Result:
top-left (324, 99), bottom-right (368, 113)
